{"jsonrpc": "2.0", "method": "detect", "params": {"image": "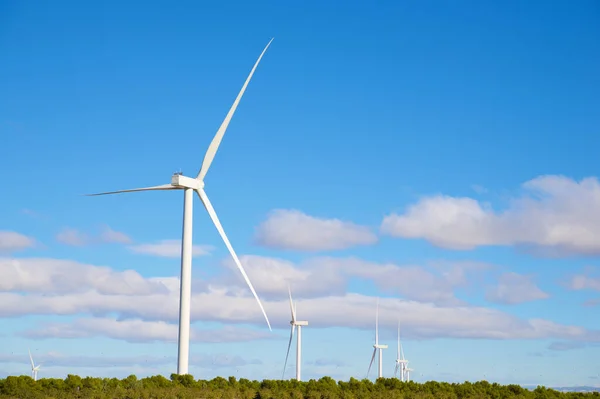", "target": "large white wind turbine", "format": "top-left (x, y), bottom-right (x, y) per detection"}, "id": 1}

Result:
top-left (28, 349), bottom-right (41, 381)
top-left (87, 39), bottom-right (275, 375)
top-left (367, 298), bottom-right (388, 379)
top-left (394, 322), bottom-right (408, 382)
top-left (282, 287), bottom-right (308, 381)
